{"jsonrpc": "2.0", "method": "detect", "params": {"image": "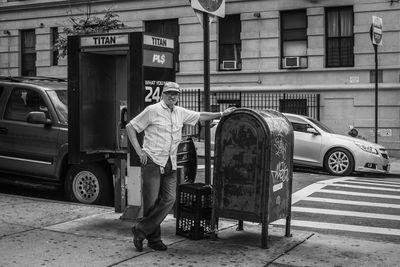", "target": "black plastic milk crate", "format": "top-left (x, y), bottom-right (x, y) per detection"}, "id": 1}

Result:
top-left (176, 183), bottom-right (212, 240)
